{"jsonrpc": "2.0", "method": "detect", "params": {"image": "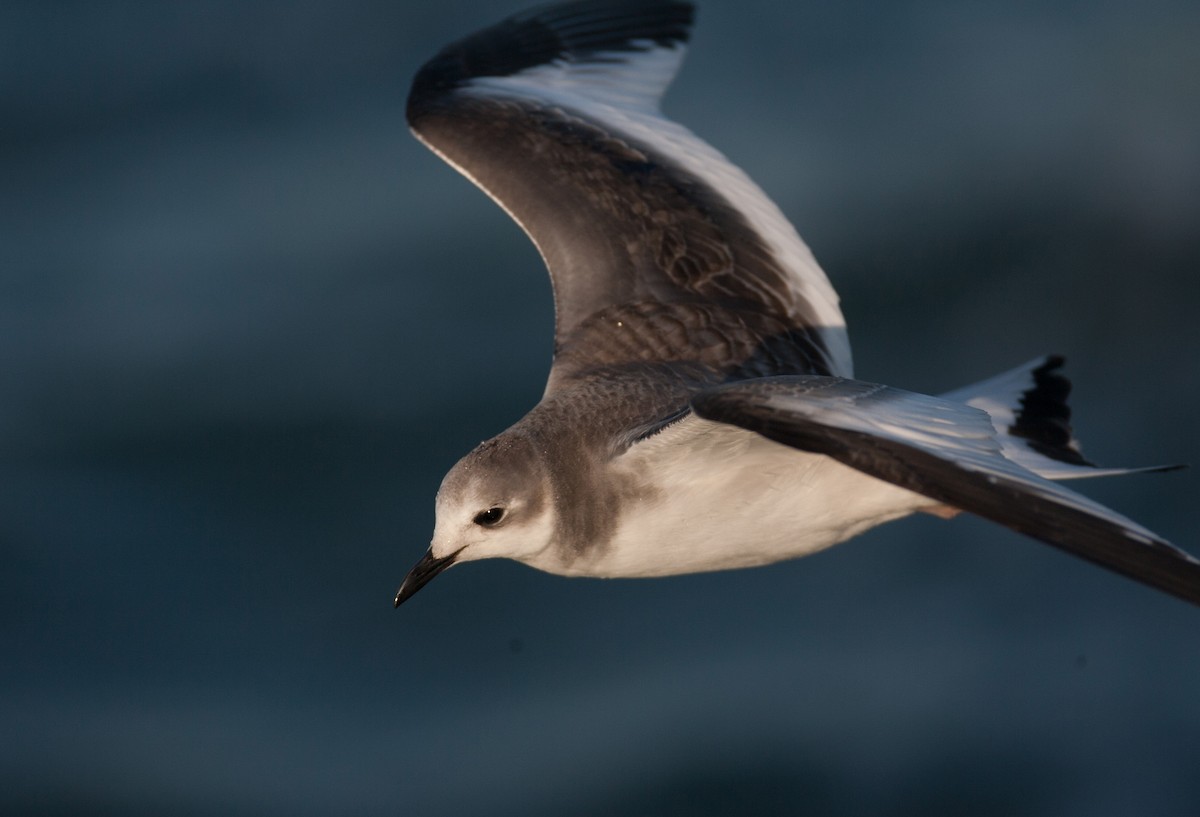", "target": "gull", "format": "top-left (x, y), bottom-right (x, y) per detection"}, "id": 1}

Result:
top-left (394, 0), bottom-right (1198, 607)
